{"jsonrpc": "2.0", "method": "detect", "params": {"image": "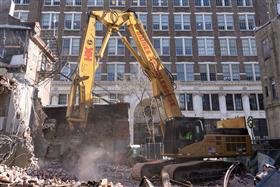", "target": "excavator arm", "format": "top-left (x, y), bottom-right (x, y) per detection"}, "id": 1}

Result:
top-left (66, 9), bottom-right (182, 127)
